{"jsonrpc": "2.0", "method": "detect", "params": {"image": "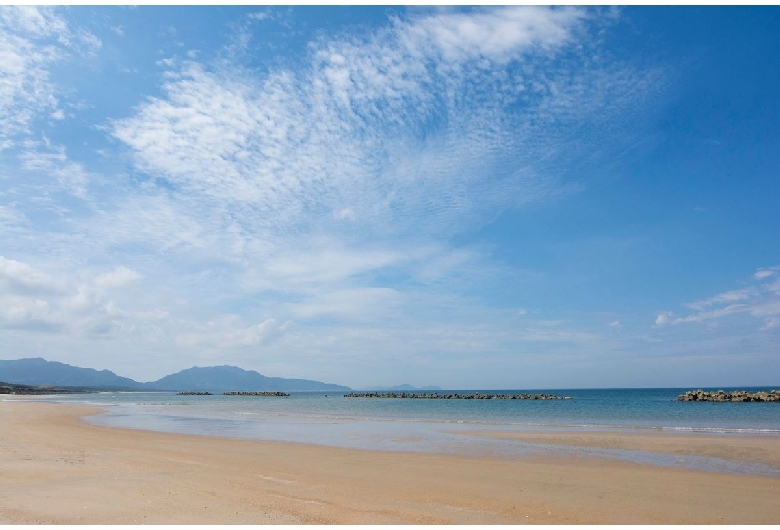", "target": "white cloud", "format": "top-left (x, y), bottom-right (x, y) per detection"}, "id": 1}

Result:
top-left (0, 295), bottom-right (62, 332)
top-left (94, 267), bottom-right (142, 289)
top-left (261, 244), bottom-right (414, 286)
top-left (110, 7), bottom-right (651, 244)
top-left (0, 6), bottom-right (69, 40)
top-left (176, 316), bottom-right (290, 349)
top-left (0, 6), bottom-right (100, 147)
top-left (658, 265), bottom-right (780, 330)
top-left (765, 276), bottom-right (780, 294)
top-left (334, 208), bottom-right (355, 221)
top-left (0, 256), bottom-right (65, 296)
top-left (0, 256), bottom-right (160, 338)
top-left (0, 26), bottom-right (60, 143)
top-left (0, 206), bottom-right (28, 231)
top-left (672, 303), bottom-right (747, 325)
top-left (87, 193), bottom-right (215, 254)
top-left (685, 287), bottom-right (756, 312)
top-left (287, 287), bottom-right (402, 320)
top-left (655, 311), bottom-right (672, 326)
top-left (401, 6), bottom-right (584, 63)
top-left (754, 266), bottom-right (780, 280)
top-left (18, 141), bottom-right (91, 198)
